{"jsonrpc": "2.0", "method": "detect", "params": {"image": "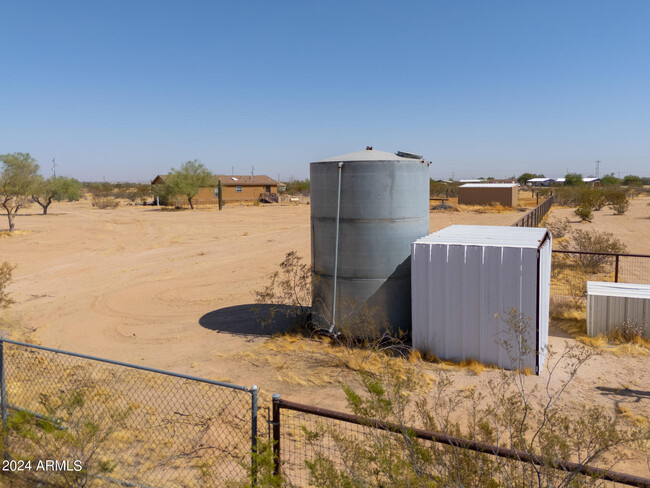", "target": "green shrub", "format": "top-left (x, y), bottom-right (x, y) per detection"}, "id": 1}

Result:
top-left (301, 312), bottom-right (648, 487)
top-left (574, 205), bottom-right (593, 222)
top-left (605, 189), bottom-right (630, 215)
top-left (542, 216), bottom-right (571, 239)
